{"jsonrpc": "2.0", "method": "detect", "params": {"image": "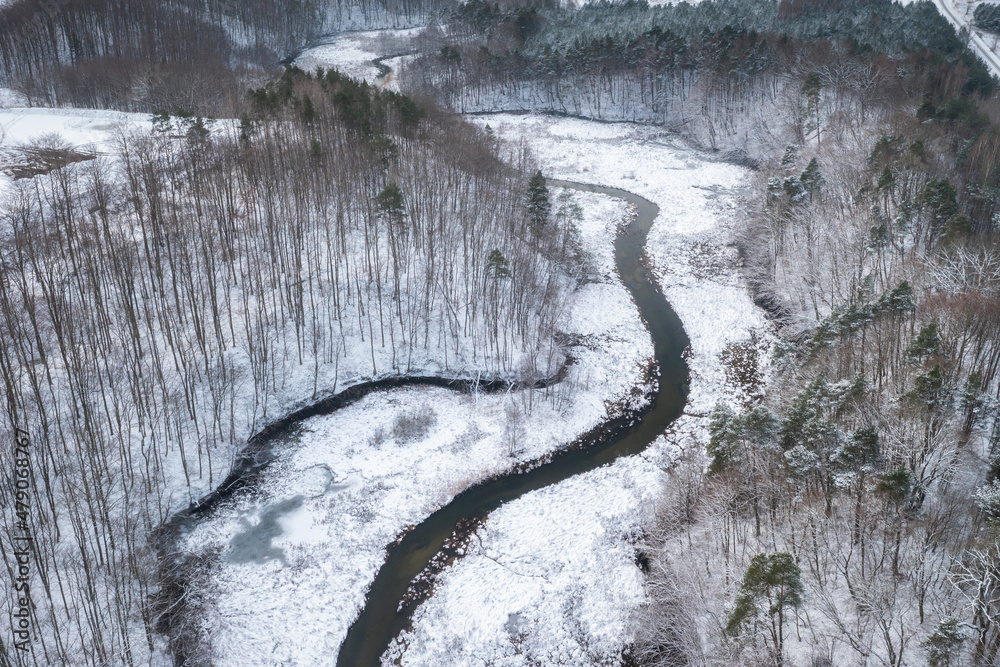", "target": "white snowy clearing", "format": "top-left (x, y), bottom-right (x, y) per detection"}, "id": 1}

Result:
top-left (294, 28), bottom-right (423, 89)
top-left (175, 188), bottom-right (658, 666)
top-left (385, 114), bottom-right (773, 666)
top-left (0, 107), bottom-right (151, 197)
top-left (0, 106), bottom-right (147, 147)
